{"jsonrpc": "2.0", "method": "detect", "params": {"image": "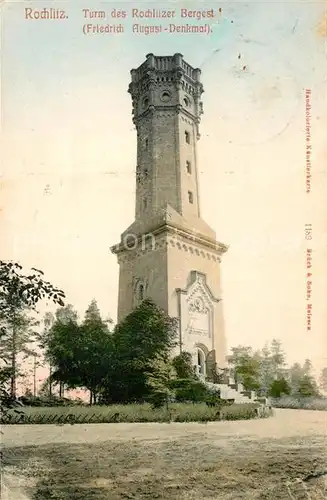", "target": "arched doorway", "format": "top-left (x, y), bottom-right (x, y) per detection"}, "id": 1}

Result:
top-left (197, 348), bottom-right (206, 377)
